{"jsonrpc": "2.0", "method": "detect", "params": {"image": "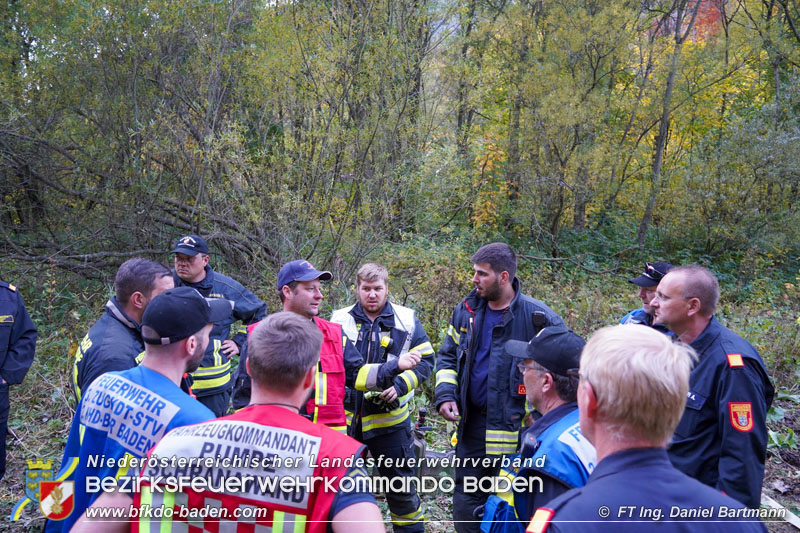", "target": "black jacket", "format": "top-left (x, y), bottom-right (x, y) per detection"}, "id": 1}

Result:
top-left (434, 278), bottom-right (564, 455)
